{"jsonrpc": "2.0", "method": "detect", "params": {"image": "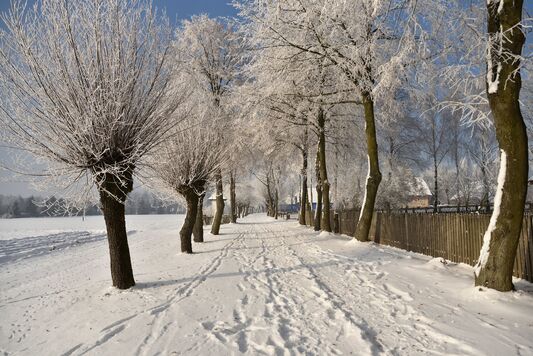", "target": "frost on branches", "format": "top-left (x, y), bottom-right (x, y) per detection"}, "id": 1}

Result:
top-left (0, 0), bottom-right (181, 289)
